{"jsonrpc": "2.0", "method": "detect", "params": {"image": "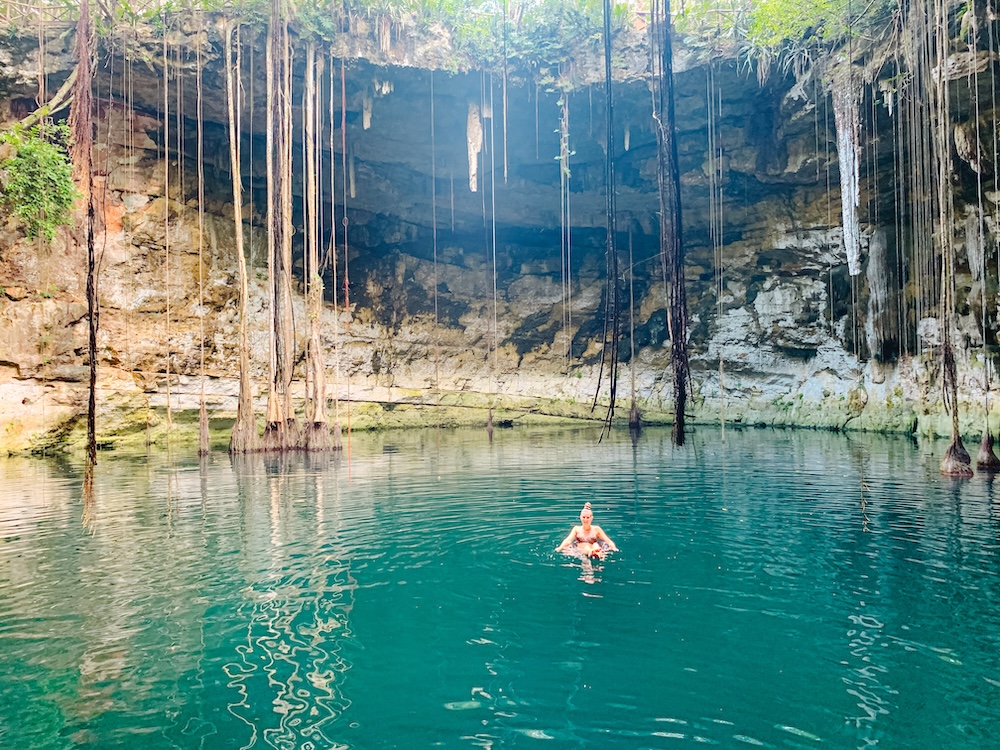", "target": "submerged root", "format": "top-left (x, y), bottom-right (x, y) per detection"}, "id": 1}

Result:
top-left (331, 421), bottom-right (343, 451)
top-left (262, 422), bottom-right (284, 453)
top-left (284, 416), bottom-right (302, 450)
top-left (977, 431), bottom-right (1000, 471)
top-left (229, 419), bottom-right (260, 454)
top-left (629, 400), bottom-right (641, 429)
top-left (941, 436), bottom-right (973, 477)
